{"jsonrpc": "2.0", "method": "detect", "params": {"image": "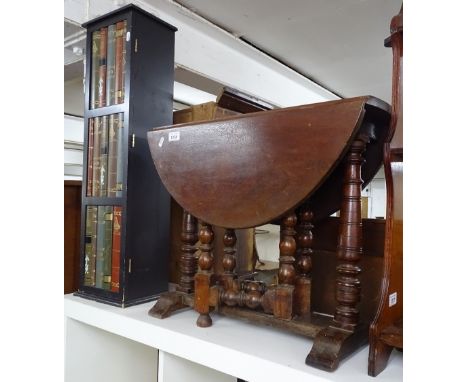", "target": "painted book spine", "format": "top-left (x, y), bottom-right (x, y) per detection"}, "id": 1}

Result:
top-left (98, 27), bottom-right (108, 108)
top-left (114, 21), bottom-right (125, 104)
top-left (120, 21), bottom-right (127, 103)
top-left (90, 30), bottom-right (100, 109)
top-left (99, 115), bottom-right (109, 197)
top-left (115, 113), bottom-right (124, 197)
top-left (107, 114), bottom-right (118, 197)
top-left (111, 206), bottom-right (122, 292)
top-left (102, 206), bottom-right (113, 290)
top-left (84, 206), bottom-right (97, 286)
top-left (95, 206), bottom-right (106, 288)
top-left (86, 118), bottom-right (94, 196)
top-left (106, 24), bottom-right (116, 106)
top-left (92, 117), bottom-right (102, 196)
